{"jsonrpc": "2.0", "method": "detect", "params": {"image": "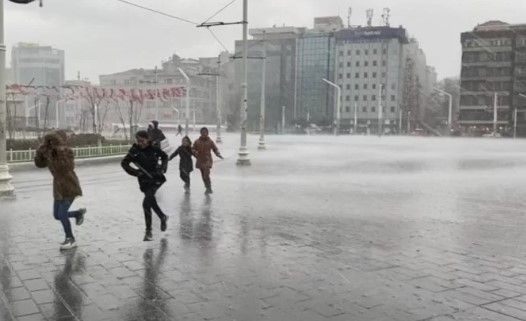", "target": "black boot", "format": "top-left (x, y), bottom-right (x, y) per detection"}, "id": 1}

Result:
top-left (143, 230), bottom-right (153, 241)
top-left (161, 215), bottom-right (168, 232)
